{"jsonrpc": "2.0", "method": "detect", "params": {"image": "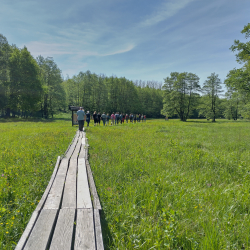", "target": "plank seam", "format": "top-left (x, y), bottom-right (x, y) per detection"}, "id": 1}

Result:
top-left (45, 209), bottom-right (60, 250)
